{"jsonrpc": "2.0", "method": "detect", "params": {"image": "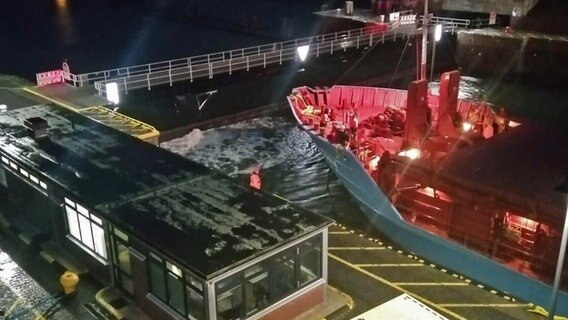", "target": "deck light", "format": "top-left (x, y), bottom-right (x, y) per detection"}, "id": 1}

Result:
top-left (462, 122), bottom-right (472, 132)
top-left (434, 24), bottom-right (442, 42)
top-left (399, 148), bottom-right (420, 160)
top-left (106, 82), bottom-right (120, 105)
top-left (297, 45), bottom-right (310, 62)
